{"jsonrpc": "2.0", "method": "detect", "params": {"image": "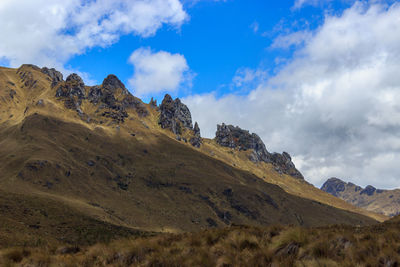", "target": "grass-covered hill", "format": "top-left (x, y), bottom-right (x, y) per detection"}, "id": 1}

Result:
top-left (0, 64), bottom-right (383, 249)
